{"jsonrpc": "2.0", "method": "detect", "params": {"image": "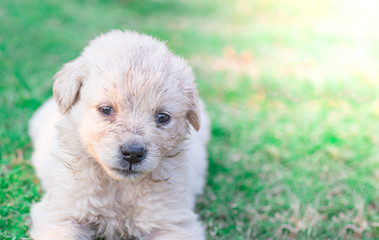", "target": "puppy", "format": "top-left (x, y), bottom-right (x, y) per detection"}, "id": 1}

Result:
top-left (29, 30), bottom-right (210, 240)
